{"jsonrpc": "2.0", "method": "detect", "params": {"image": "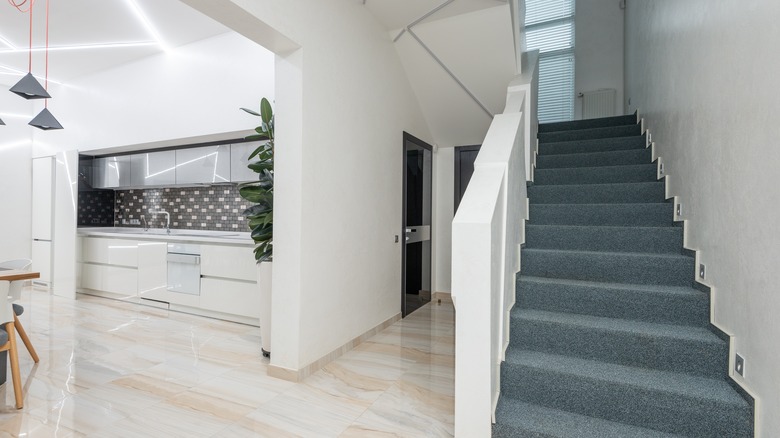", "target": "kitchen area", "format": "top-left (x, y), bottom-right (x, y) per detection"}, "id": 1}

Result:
top-left (52, 140), bottom-right (265, 326)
